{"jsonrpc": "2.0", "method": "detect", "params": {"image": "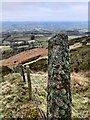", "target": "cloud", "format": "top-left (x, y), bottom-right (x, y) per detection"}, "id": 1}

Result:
top-left (1, 2), bottom-right (88, 21)
top-left (1, 0), bottom-right (89, 2)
